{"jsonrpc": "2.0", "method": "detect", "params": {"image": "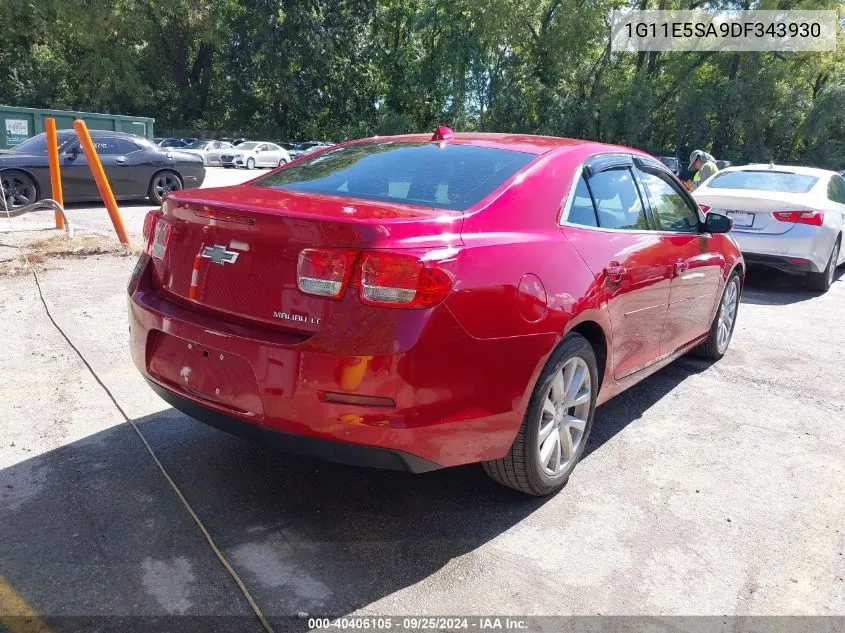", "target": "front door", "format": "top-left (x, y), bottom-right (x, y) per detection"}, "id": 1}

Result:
top-left (634, 159), bottom-right (723, 354)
